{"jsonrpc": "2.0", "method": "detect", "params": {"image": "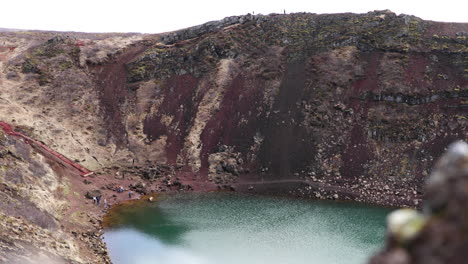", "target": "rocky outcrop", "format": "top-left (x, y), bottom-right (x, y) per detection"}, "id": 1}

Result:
top-left (370, 141), bottom-right (468, 264)
top-left (161, 14), bottom-right (267, 44)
